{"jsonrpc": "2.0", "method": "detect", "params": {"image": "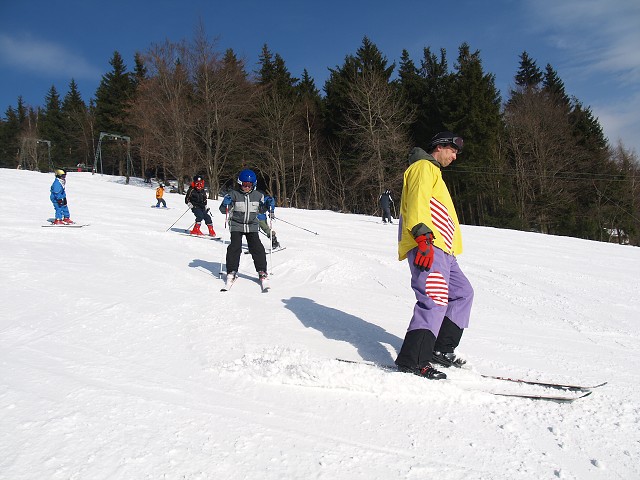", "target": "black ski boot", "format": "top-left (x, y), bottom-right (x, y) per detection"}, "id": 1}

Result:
top-left (432, 351), bottom-right (466, 368)
top-left (395, 329), bottom-right (446, 379)
top-left (397, 363), bottom-right (447, 380)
